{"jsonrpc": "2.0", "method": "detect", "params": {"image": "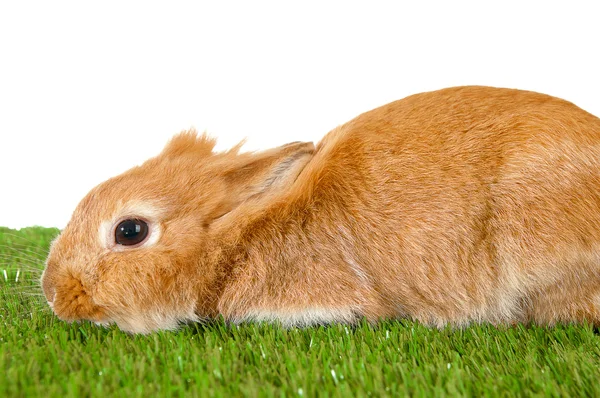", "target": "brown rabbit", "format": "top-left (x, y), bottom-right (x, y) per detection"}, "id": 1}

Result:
top-left (41, 86), bottom-right (600, 334)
